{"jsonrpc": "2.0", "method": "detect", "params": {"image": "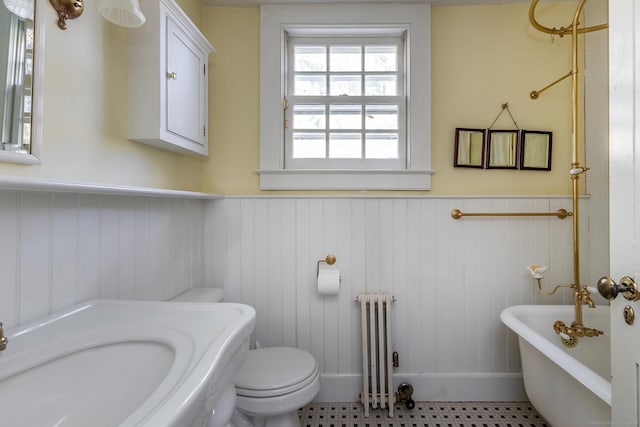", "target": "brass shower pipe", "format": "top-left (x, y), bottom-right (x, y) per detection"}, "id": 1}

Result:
top-left (528, 0), bottom-right (607, 100)
top-left (530, 71), bottom-right (572, 100)
top-left (528, 0), bottom-right (608, 38)
top-left (529, 0), bottom-right (607, 345)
